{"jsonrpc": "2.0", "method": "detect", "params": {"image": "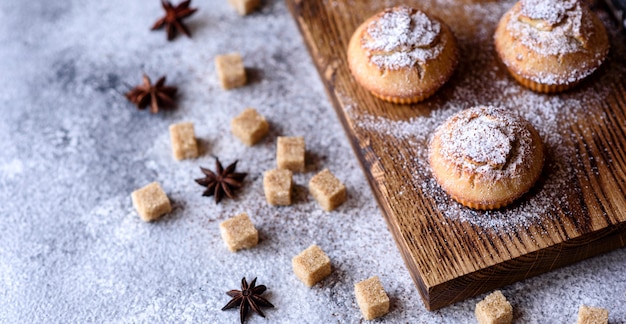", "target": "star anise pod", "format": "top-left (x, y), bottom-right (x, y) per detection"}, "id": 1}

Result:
top-left (151, 0), bottom-right (198, 41)
top-left (125, 74), bottom-right (177, 113)
top-left (195, 158), bottom-right (247, 204)
top-left (222, 277), bottom-right (275, 324)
